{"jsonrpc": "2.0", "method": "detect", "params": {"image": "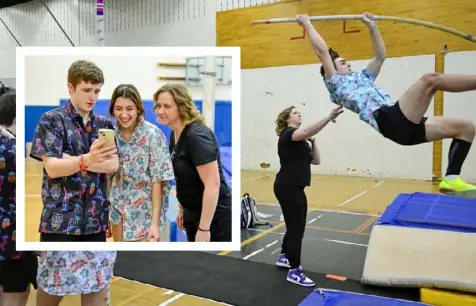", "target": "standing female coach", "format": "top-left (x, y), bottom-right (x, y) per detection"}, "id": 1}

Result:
top-left (273, 105), bottom-right (343, 287)
top-left (153, 83), bottom-right (232, 242)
